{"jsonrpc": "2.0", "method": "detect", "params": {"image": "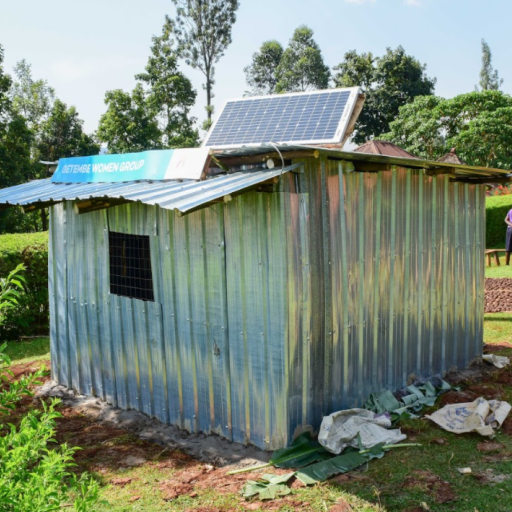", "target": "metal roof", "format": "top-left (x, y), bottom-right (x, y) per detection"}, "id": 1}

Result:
top-left (0, 164), bottom-right (301, 214)
top-left (354, 140), bottom-right (419, 159)
top-left (215, 144), bottom-right (512, 179)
